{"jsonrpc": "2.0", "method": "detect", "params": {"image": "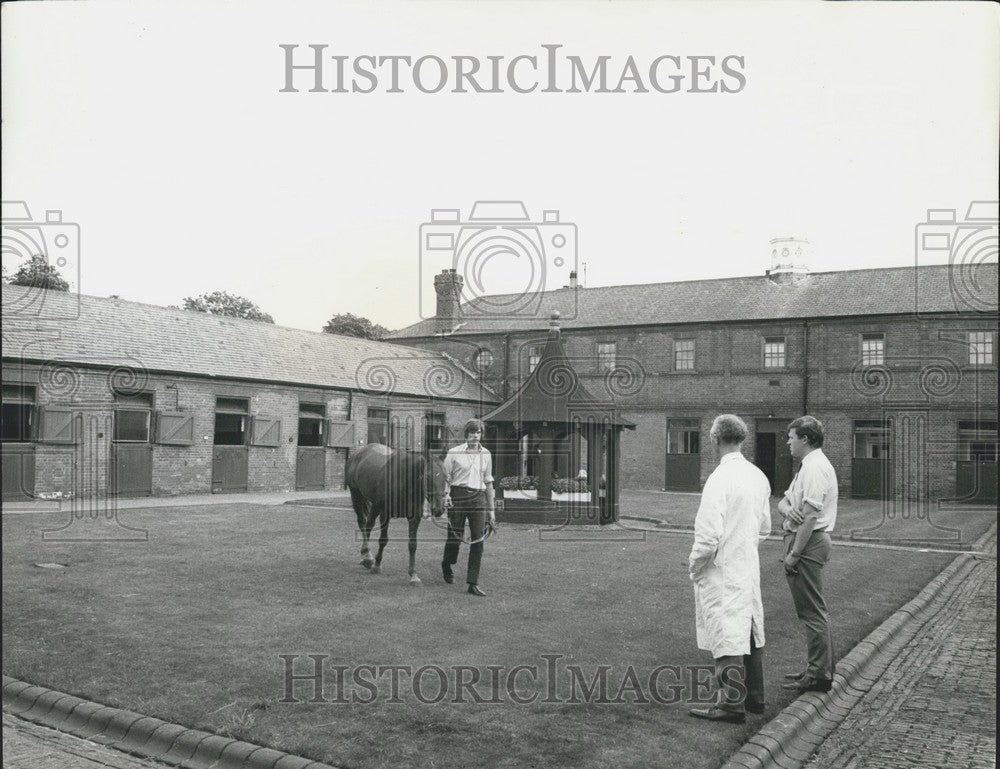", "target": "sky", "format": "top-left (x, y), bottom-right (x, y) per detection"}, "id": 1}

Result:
top-left (2, 0), bottom-right (997, 333)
